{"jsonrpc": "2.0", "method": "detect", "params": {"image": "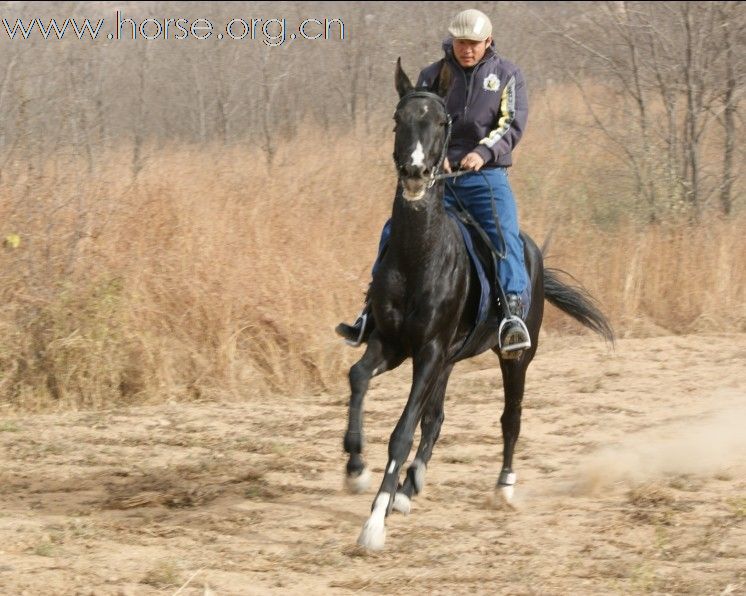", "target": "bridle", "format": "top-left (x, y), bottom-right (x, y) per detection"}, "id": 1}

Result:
top-left (394, 90), bottom-right (453, 190)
